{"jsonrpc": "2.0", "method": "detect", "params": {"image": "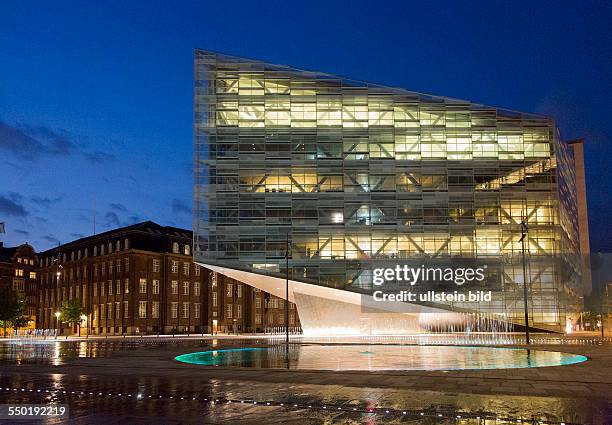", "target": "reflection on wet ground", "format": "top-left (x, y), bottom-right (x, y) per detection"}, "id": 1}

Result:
top-left (0, 338), bottom-right (609, 424)
top-left (1, 373), bottom-right (609, 424)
